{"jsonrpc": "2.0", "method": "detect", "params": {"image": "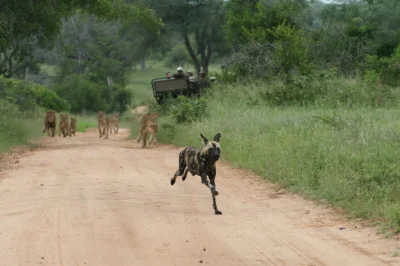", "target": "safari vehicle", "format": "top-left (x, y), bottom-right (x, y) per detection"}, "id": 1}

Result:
top-left (151, 77), bottom-right (205, 104)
